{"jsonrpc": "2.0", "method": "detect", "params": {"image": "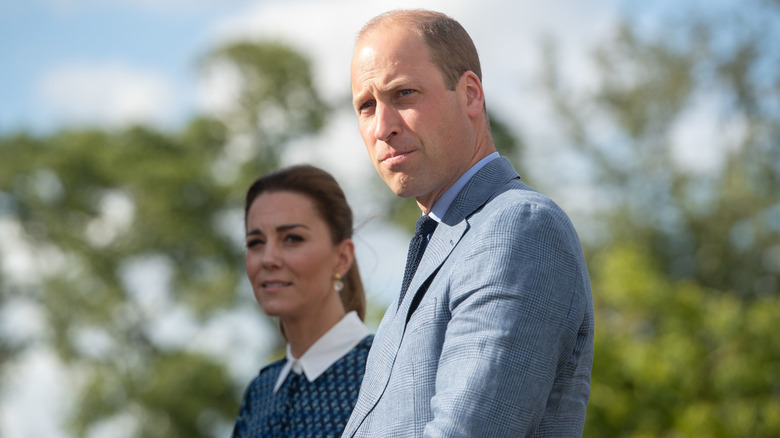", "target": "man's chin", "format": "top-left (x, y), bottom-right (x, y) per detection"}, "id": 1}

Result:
top-left (387, 181), bottom-right (416, 199)
top-left (380, 172), bottom-right (424, 198)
